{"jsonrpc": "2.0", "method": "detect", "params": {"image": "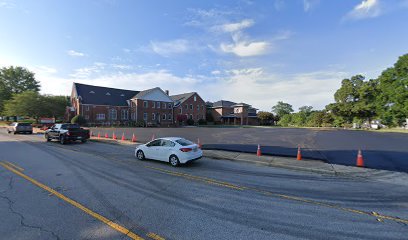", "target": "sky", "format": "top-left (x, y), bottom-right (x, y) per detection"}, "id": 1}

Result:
top-left (1, 0), bottom-right (408, 111)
